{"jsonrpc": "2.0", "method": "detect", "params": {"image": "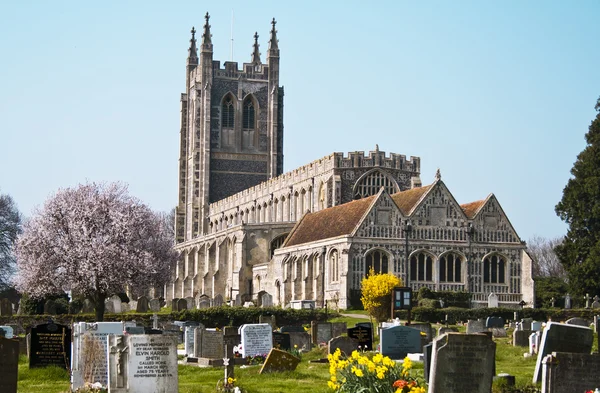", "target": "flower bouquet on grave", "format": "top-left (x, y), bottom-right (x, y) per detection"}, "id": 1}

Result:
top-left (73, 382), bottom-right (108, 393)
top-left (246, 353), bottom-right (267, 365)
